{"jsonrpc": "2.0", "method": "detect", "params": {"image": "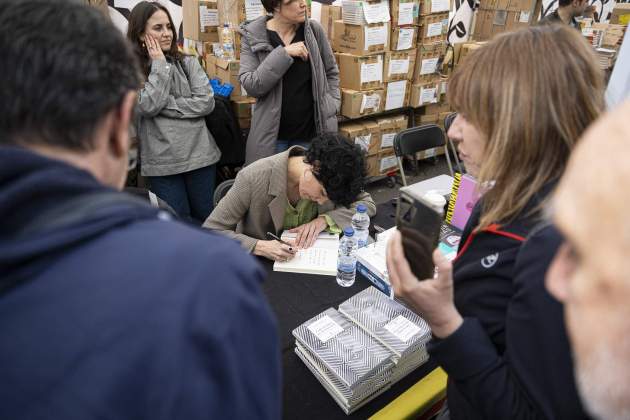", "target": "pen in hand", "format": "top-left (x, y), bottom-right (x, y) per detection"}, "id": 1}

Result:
top-left (266, 232), bottom-right (294, 251)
